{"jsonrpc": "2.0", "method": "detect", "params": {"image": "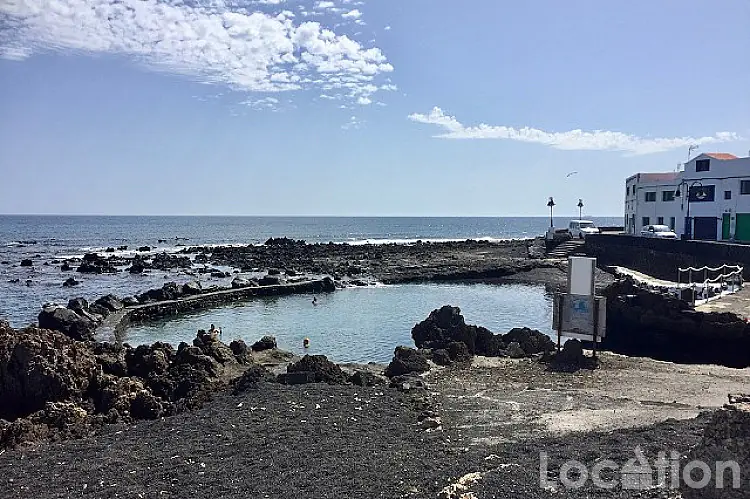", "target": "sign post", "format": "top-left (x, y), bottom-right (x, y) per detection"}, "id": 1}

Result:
top-left (552, 257), bottom-right (606, 357)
